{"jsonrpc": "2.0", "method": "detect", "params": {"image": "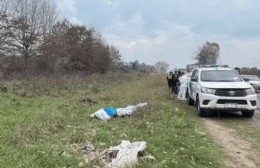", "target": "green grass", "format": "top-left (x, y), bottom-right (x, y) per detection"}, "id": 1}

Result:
top-left (0, 74), bottom-right (224, 168)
